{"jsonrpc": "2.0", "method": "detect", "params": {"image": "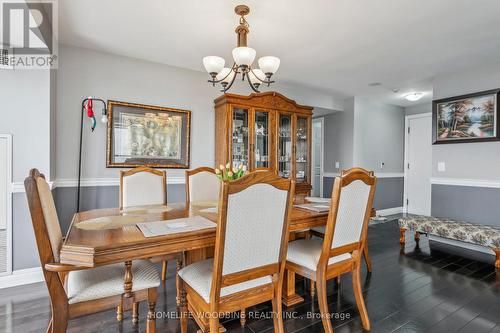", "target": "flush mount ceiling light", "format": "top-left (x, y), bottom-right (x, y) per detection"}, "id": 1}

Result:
top-left (405, 92), bottom-right (424, 101)
top-left (202, 5), bottom-right (280, 93)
